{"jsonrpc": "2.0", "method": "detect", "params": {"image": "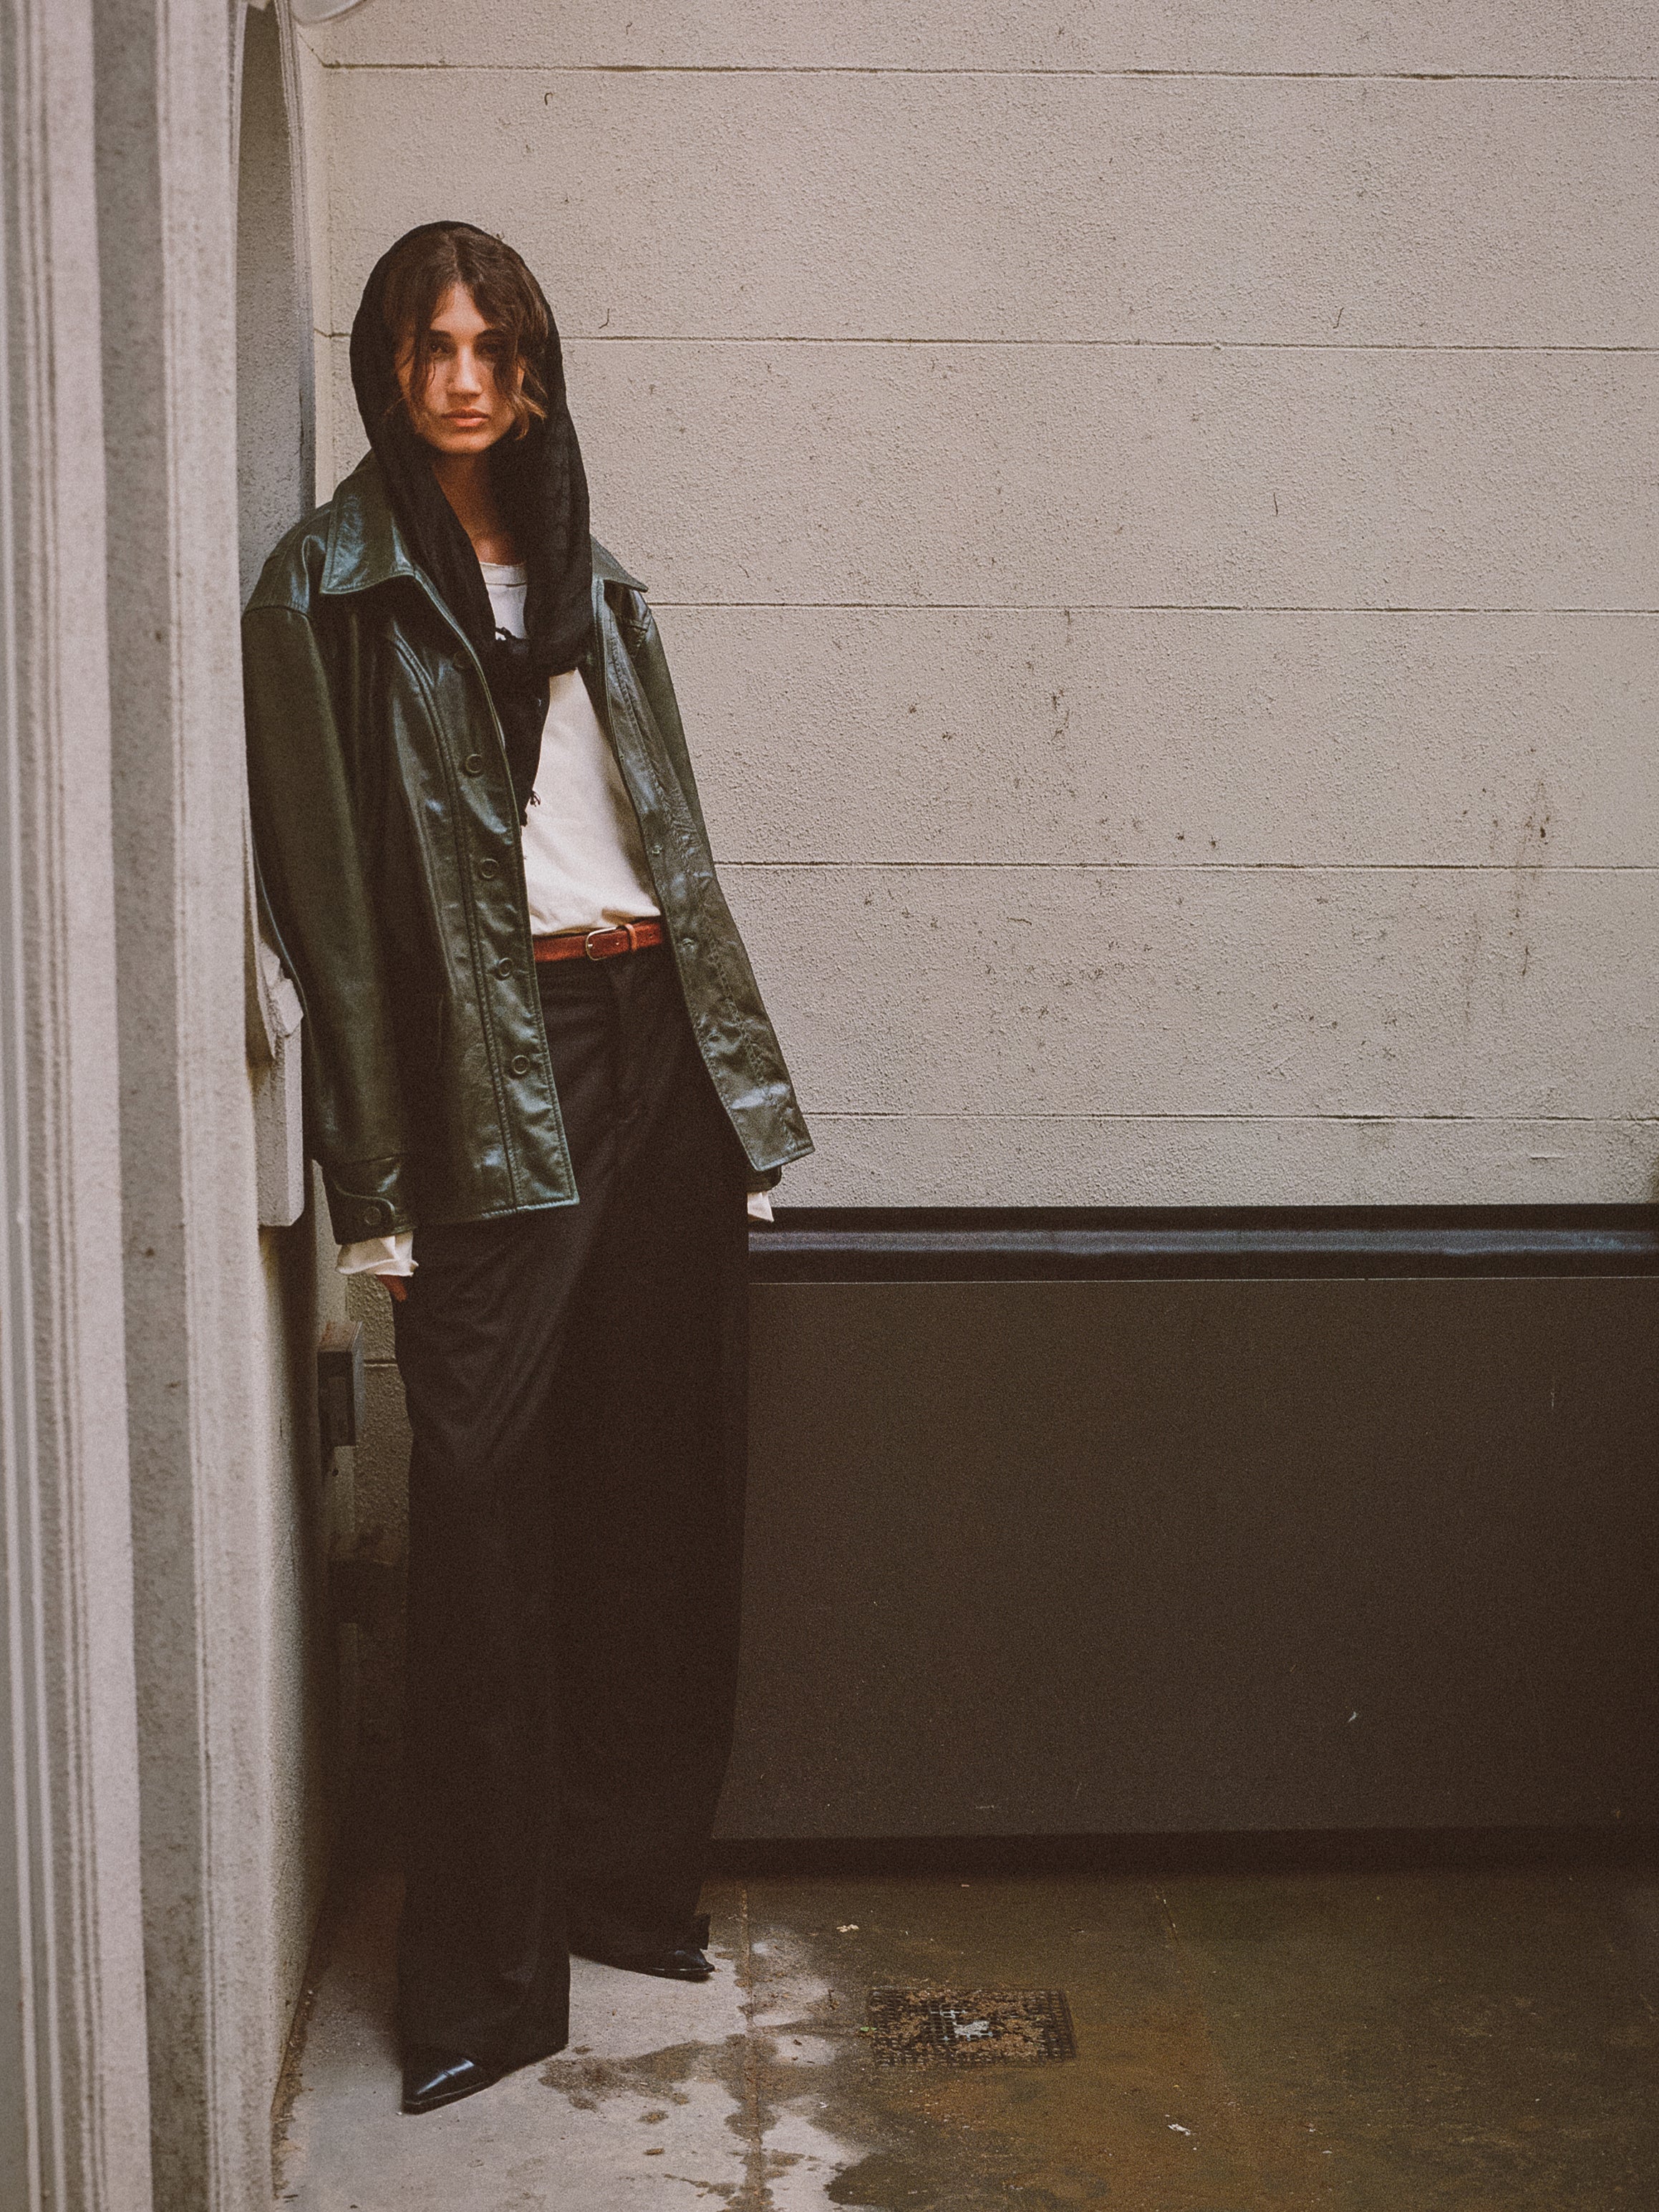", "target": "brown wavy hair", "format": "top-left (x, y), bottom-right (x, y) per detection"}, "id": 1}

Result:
top-left (379, 223), bottom-right (549, 437)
